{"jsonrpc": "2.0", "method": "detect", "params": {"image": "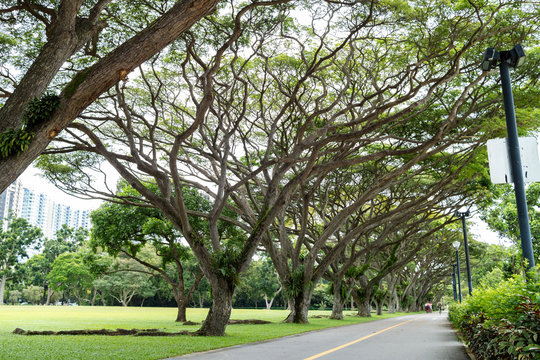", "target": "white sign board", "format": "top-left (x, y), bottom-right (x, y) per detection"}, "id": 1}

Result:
top-left (486, 137), bottom-right (540, 184)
